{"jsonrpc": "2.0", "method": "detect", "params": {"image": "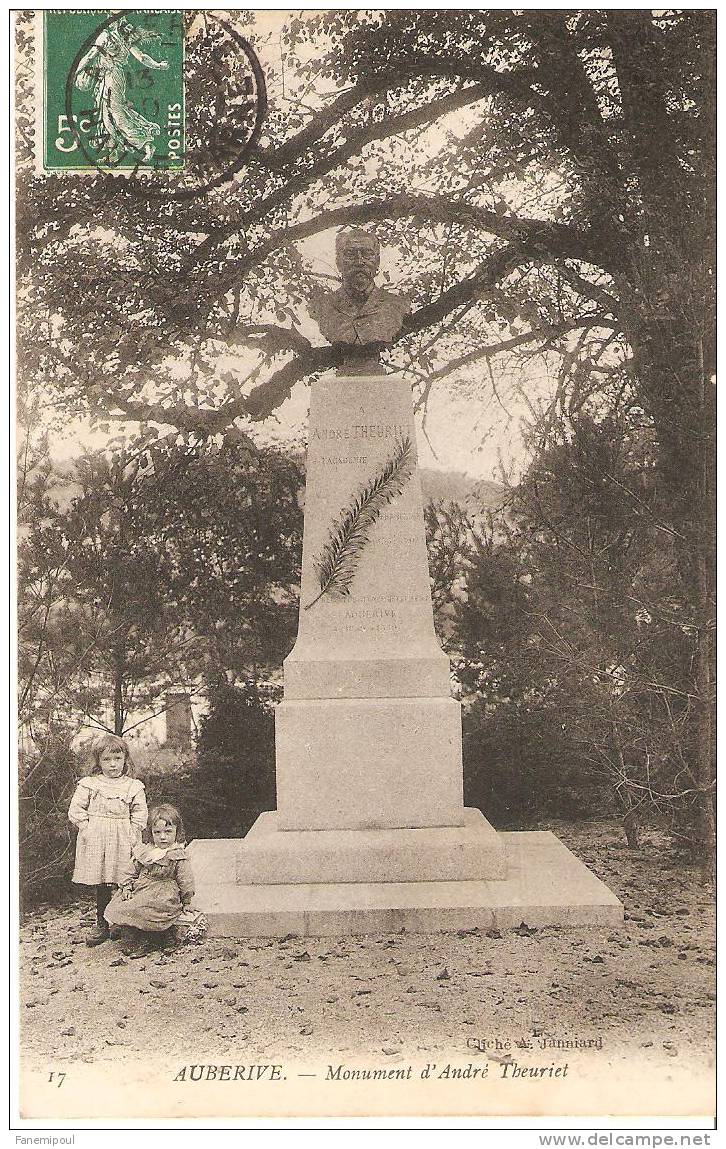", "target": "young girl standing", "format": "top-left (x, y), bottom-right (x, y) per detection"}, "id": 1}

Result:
top-left (68, 733), bottom-right (148, 946)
